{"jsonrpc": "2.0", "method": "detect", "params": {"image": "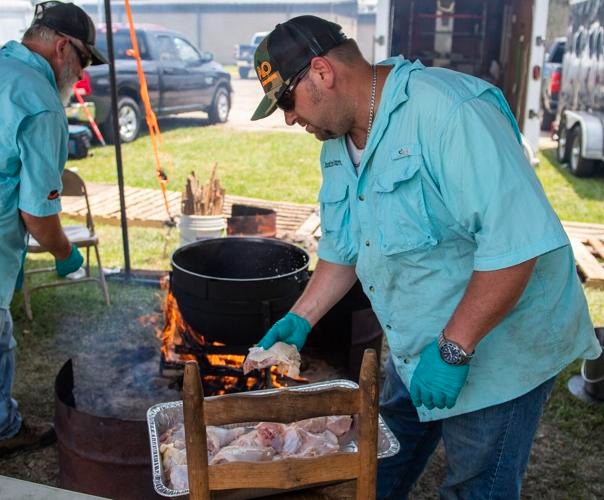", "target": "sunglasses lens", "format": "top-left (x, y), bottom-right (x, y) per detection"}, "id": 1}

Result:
top-left (277, 91), bottom-right (294, 112)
